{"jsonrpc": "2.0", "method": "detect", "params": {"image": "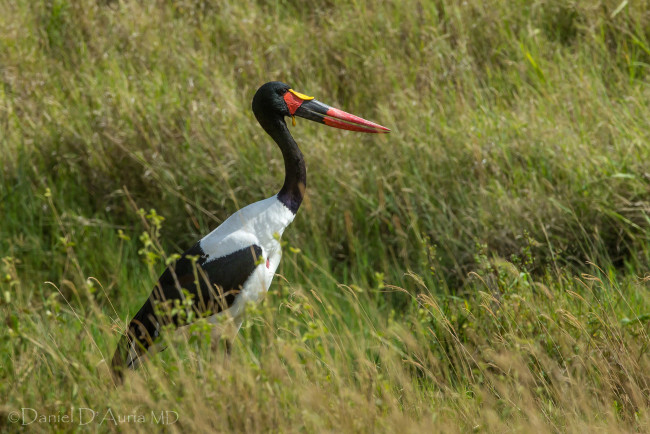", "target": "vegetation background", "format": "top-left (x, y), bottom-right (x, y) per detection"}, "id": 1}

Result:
top-left (1, 0), bottom-right (649, 432)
